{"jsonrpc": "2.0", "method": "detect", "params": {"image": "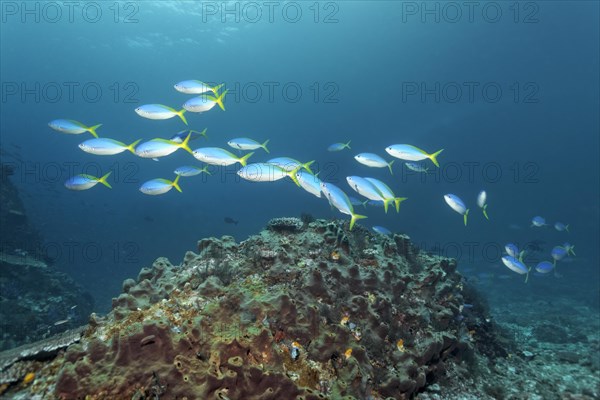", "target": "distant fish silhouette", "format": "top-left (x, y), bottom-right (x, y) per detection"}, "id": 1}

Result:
top-left (224, 217), bottom-right (238, 225)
